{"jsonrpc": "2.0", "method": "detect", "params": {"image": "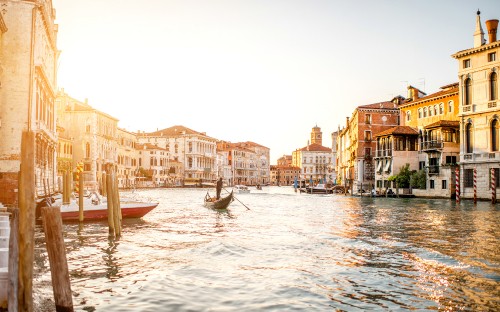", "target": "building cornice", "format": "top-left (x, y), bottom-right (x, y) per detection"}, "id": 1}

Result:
top-left (452, 41), bottom-right (500, 59)
top-left (399, 91), bottom-right (458, 109)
